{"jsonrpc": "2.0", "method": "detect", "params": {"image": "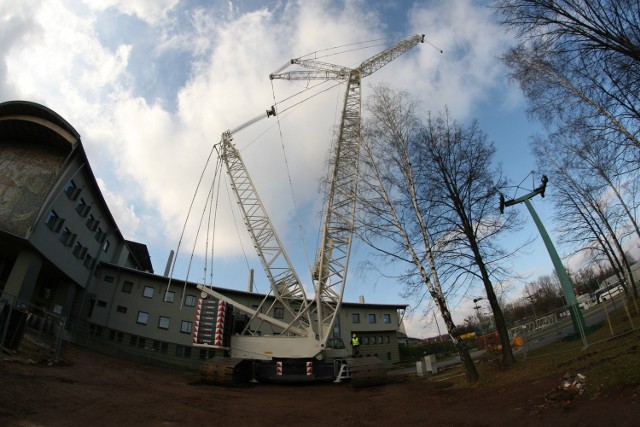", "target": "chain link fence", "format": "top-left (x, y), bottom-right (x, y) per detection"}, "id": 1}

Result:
top-left (0, 293), bottom-right (65, 363)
